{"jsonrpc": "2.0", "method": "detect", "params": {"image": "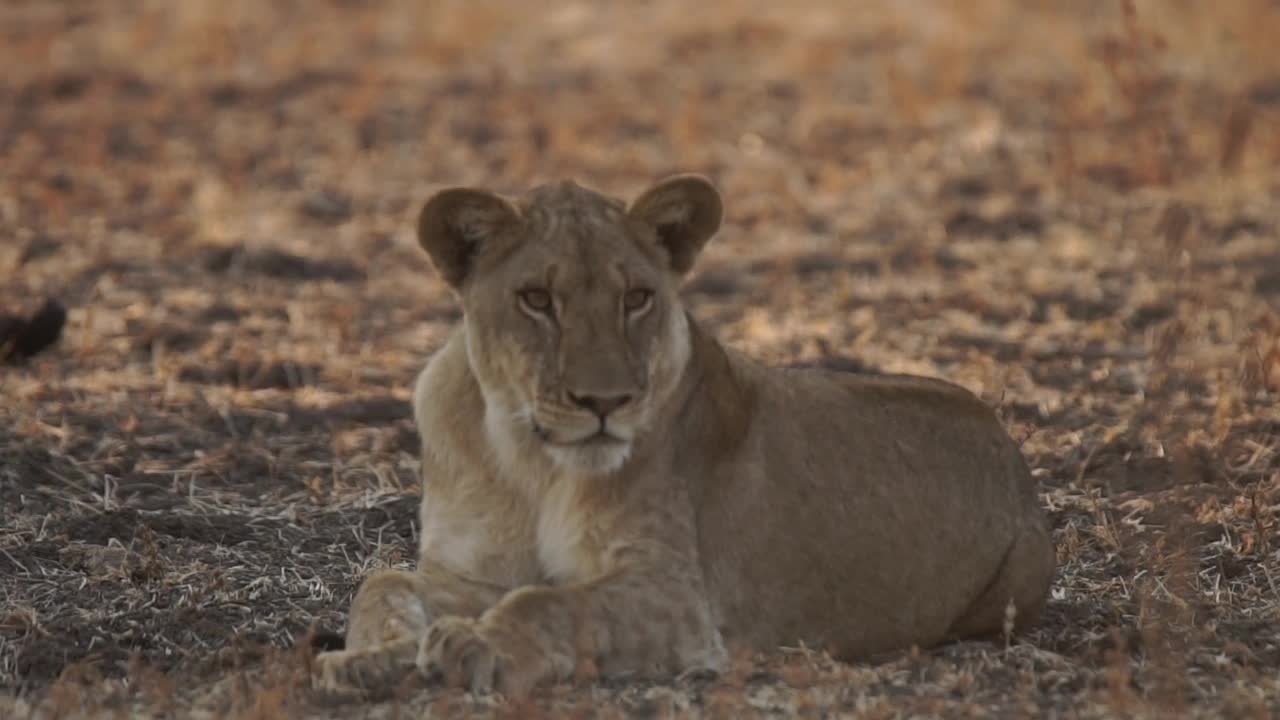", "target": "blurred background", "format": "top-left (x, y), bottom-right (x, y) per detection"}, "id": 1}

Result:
top-left (2, 0), bottom-right (1280, 715)
top-left (3, 1), bottom-right (1279, 371)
